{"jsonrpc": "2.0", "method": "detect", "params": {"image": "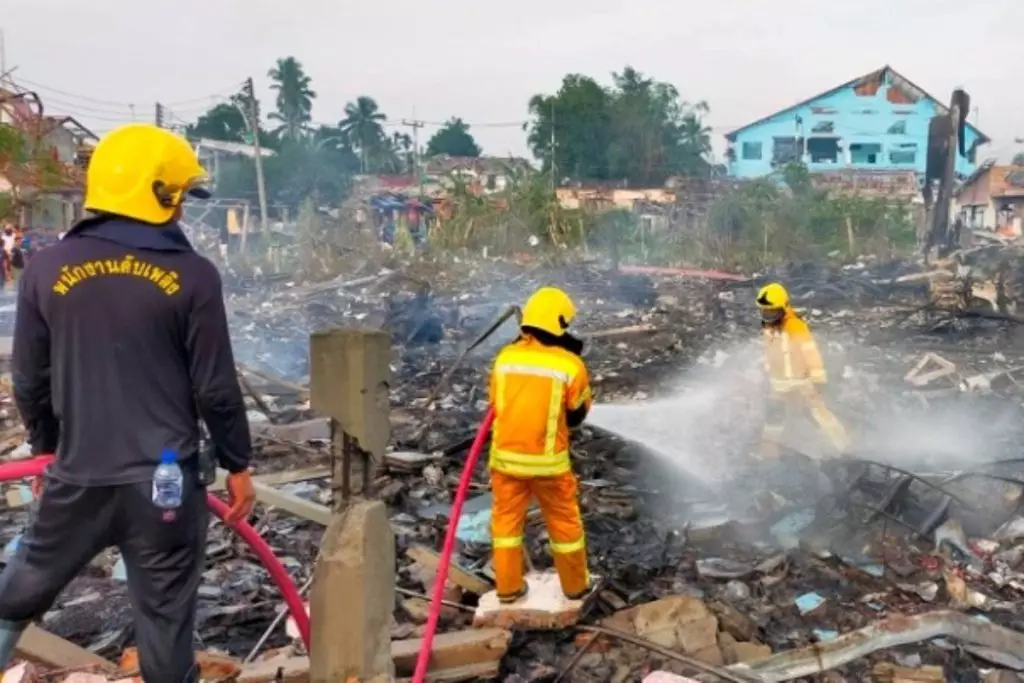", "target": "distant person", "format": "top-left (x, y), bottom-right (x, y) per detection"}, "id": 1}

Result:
top-left (756, 282), bottom-right (849, 459)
